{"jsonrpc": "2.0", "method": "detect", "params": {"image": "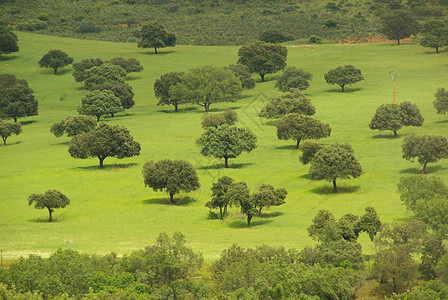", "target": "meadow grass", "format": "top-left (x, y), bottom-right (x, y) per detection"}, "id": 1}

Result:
top-left (0, 32), bottom-right (447, 261)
